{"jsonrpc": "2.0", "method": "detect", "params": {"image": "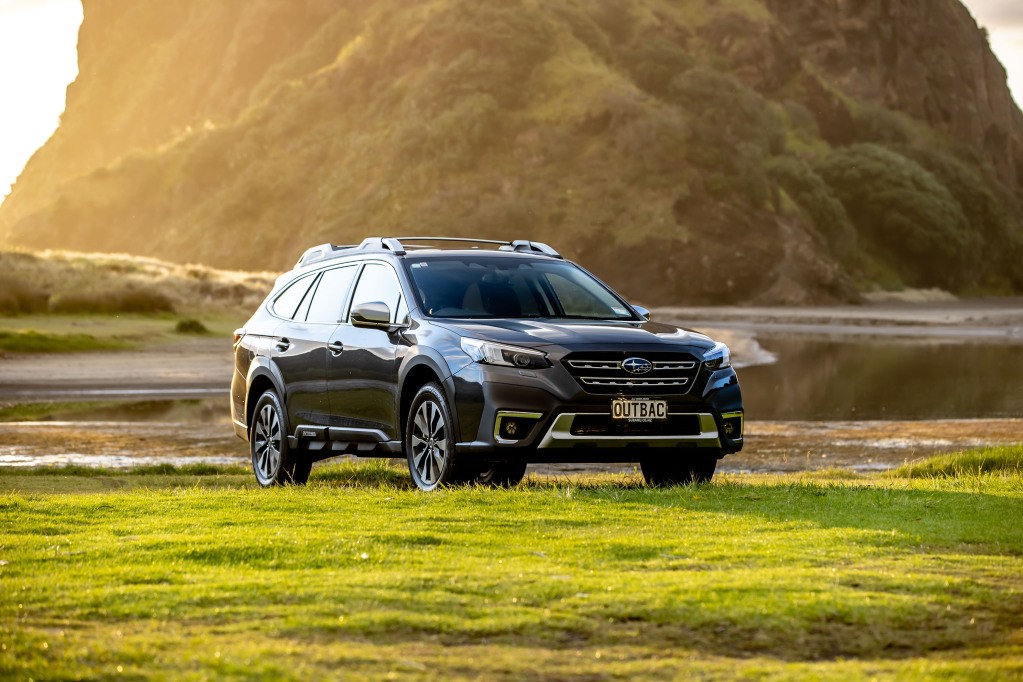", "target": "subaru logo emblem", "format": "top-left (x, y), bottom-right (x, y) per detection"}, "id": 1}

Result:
top-left (622, 357), bottom-right (652, 375)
